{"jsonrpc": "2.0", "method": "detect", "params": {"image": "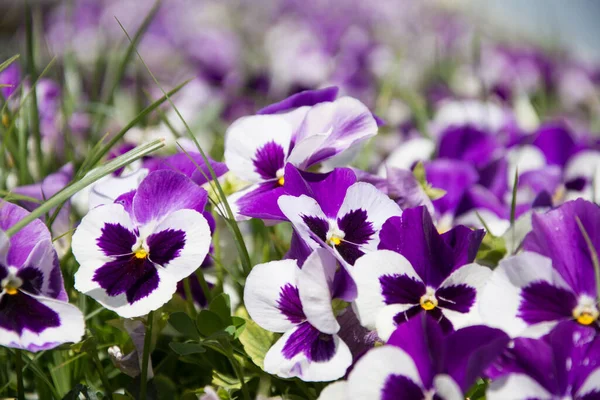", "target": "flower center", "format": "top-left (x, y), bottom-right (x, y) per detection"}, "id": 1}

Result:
top-left (572, 296), bottom-right (599, 326)
top-left (276, 168), bottom-right (285, 186)
top-left (1, 268), bottom-right (22, 296)
top-left (420, 287), bottom-right (438, 311)
top-left (134, 248), bottom-right (149, 259)
top-left (326, 224), bottom-right (345, 247)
